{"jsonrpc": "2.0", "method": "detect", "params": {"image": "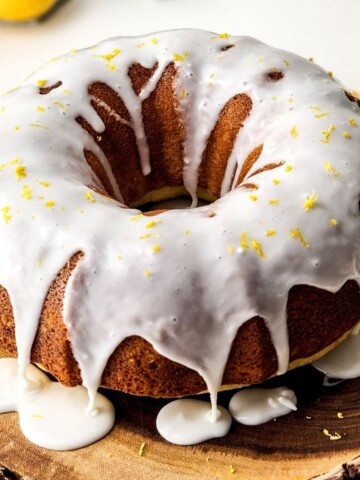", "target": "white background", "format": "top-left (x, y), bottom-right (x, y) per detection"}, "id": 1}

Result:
top-left (0, 0), bottom-right (359, 91)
